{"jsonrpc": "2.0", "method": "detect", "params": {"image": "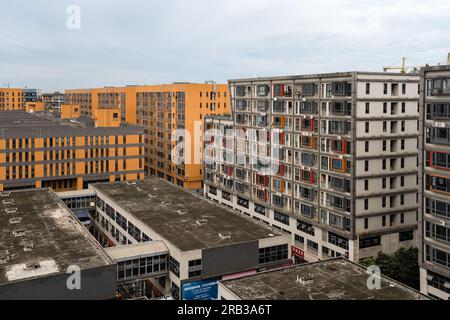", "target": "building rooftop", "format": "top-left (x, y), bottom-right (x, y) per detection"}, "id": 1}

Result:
top-left (0, 188), bottom-right (114, 286)
top-left (228, 71), bottom-right (419, 82)
top-left (92, 178), bottom-right (284, 252)
top-left (105, 241), bottom-right (169, 262)
top-left (220, 258), bottom-right (429, 300)
top-left (0, 111), bottom-right (142, 138)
